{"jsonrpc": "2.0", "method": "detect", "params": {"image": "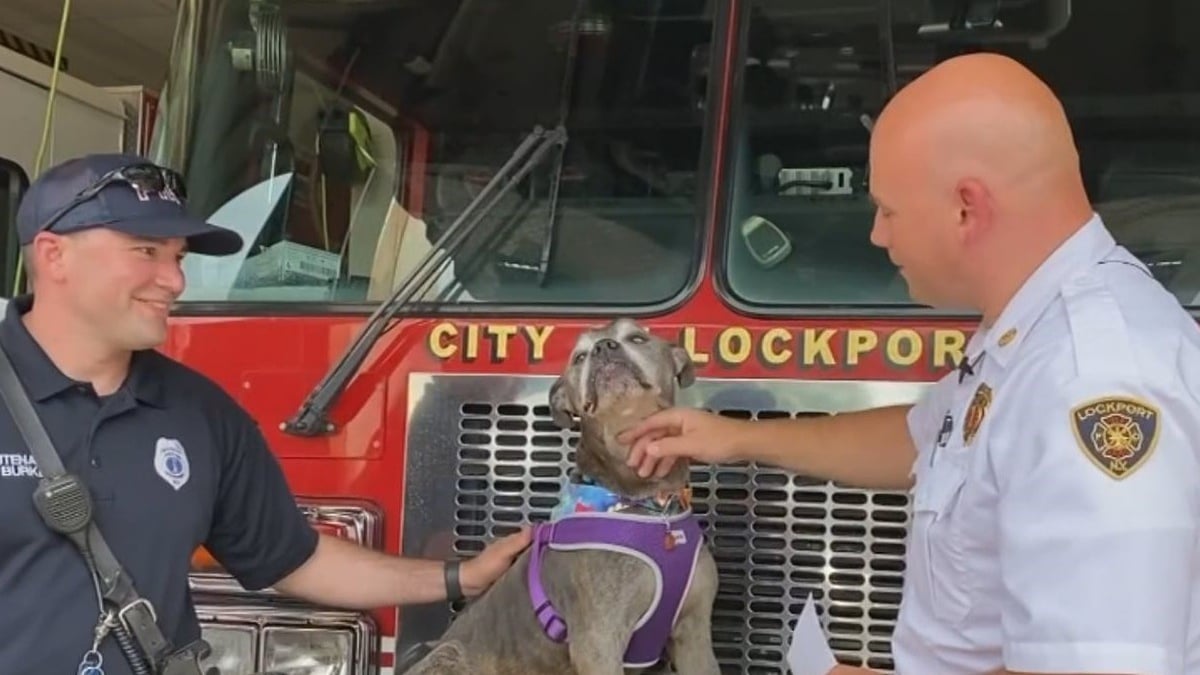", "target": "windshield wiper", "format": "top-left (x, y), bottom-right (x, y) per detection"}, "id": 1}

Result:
top-left (283, 124), bottom-right (568, 437)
